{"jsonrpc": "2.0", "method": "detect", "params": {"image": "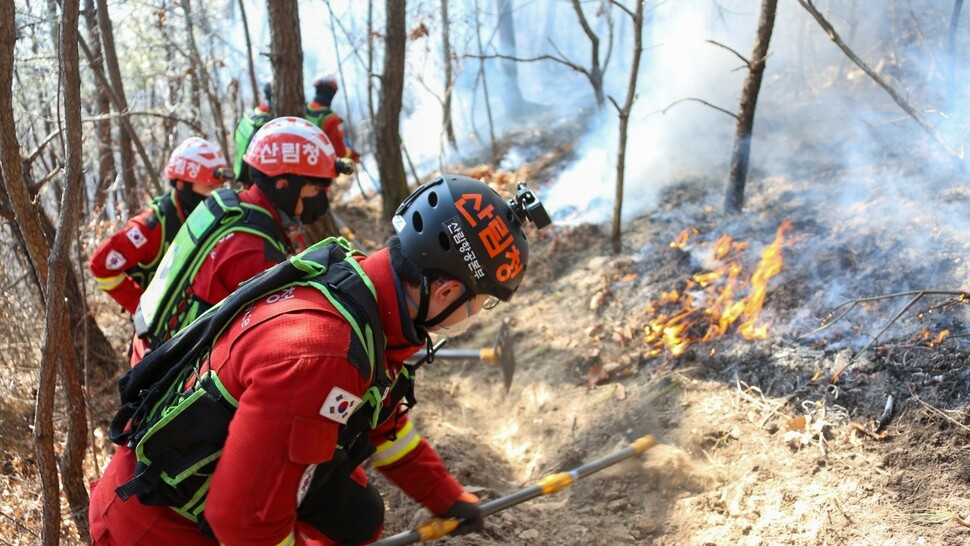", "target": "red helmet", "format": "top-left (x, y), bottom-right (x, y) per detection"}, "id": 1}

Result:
top-left (163, 137), bottom-right (227, 186)
top-left (242, 117), bottom-right (336, 178)
top-left (312, 71), bottom-right (339, 90)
